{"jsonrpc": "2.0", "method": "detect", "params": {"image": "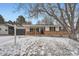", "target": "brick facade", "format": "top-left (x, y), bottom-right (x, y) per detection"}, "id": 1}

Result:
top-left (24, 25), bottom-right (70, 37)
